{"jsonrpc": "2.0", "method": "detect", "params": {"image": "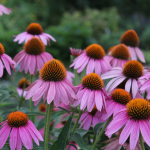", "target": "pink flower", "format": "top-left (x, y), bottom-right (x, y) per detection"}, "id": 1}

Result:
top-left (70, 47), bottom-right (85, 57)
top-left (70, 44), bottom-right (111, 75)
top-left (105, 98), bottom-right (150, 150)
top-left (101, 89), bottom-right (131, 121)
top-left (0, 111), bottom-right (43, 150)
top-left (0, 43), bottom-right (16, 77)
top-left (73, 73), bottom-right (108, 112)
top-left (66, 141), bottom-right (78, 150)
top-left (101, 60), bottom-right (146, 98)
top-left (13, 37), bottom-right (53, 75)
top-left (25, 59), bottom-right (76, 106)
top-left (105, 44), bottom-right (130, 68)
top-left (102, 137), bottom-right (142, 150)
top-left (79, 106), bottom-right (104, 130)
top-left (13, 23), bottom-right (56, 45)
top-left (120, 29), bottom-right (145, 63)
top-left (17, 78), bottom-right (30, 97)
top-left (0, 4), bottom-right (11, 16)
top-left (67, 71), bottom-right (75, 82)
